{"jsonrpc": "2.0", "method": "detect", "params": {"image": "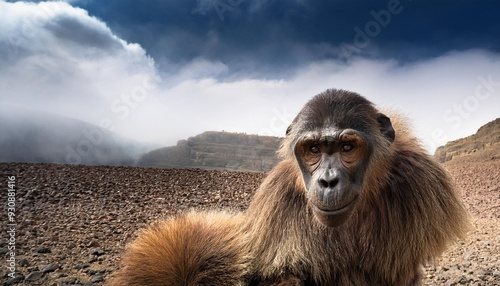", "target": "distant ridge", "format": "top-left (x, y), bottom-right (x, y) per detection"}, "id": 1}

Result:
top-left (435, 118), bottom-right (500, 163)
top-left (137, 131), bottom-right (282, 172)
